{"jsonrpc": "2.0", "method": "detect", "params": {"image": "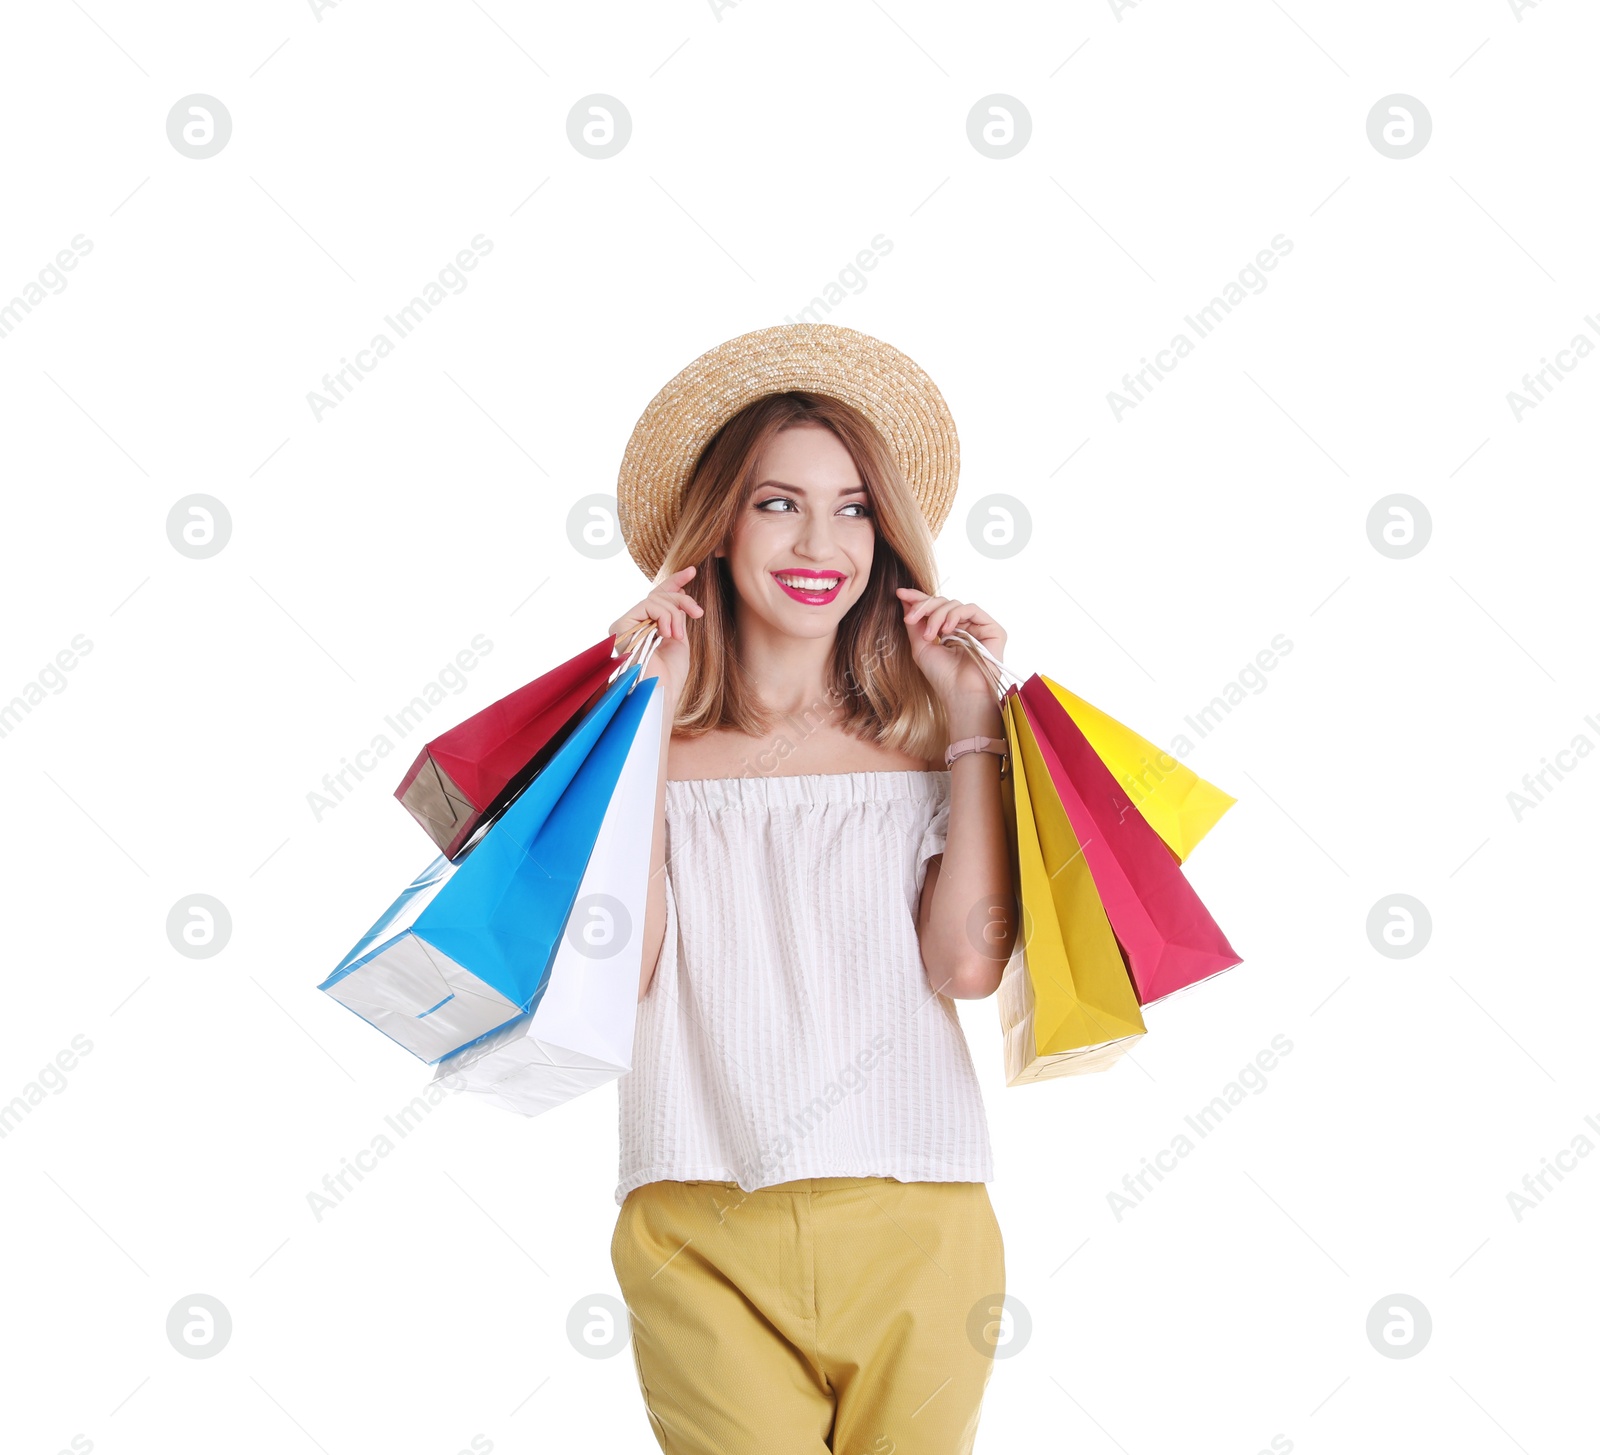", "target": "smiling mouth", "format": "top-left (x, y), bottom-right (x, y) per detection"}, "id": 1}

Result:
top-left (771, 571), bottom-right (845, 603)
